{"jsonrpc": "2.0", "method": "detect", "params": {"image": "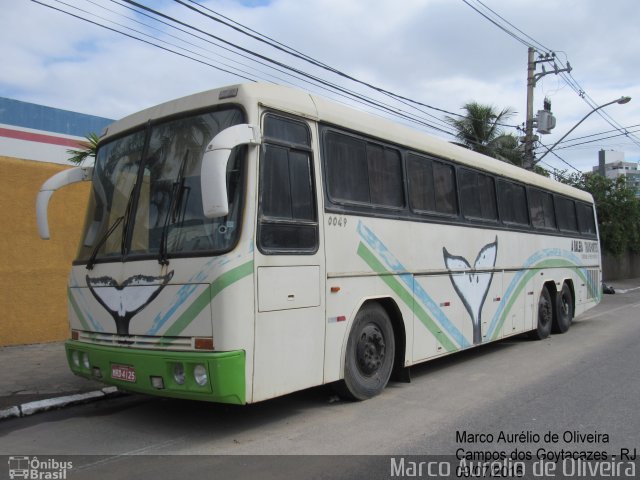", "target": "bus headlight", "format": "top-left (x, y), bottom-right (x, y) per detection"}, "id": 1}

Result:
top-left (72, 351), bottom-right (80, 367)
top-left (193, 364), bottom-right (208, 386)
top-left (173, 363), bottom-right (185, 385)
top-left (82, 352), bottom-right (90, 369)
